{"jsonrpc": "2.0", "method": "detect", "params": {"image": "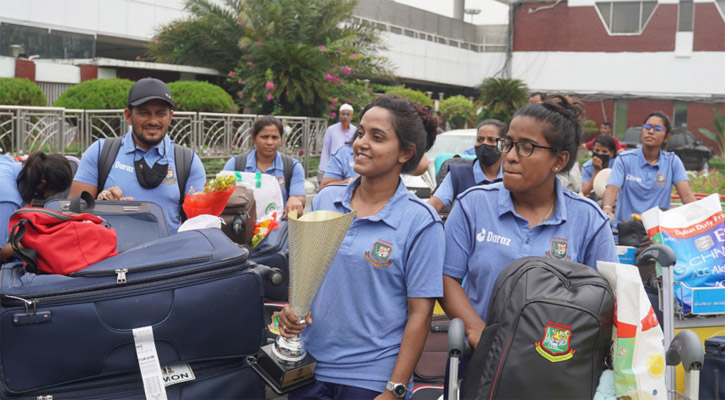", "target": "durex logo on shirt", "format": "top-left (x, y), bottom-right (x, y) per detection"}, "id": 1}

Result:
top-left (114, 161), bottom-right (134, 173)
top-left (625, 174), bottom-right (642, 183)
top-left (476, 227), bottom-right (512, 246)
